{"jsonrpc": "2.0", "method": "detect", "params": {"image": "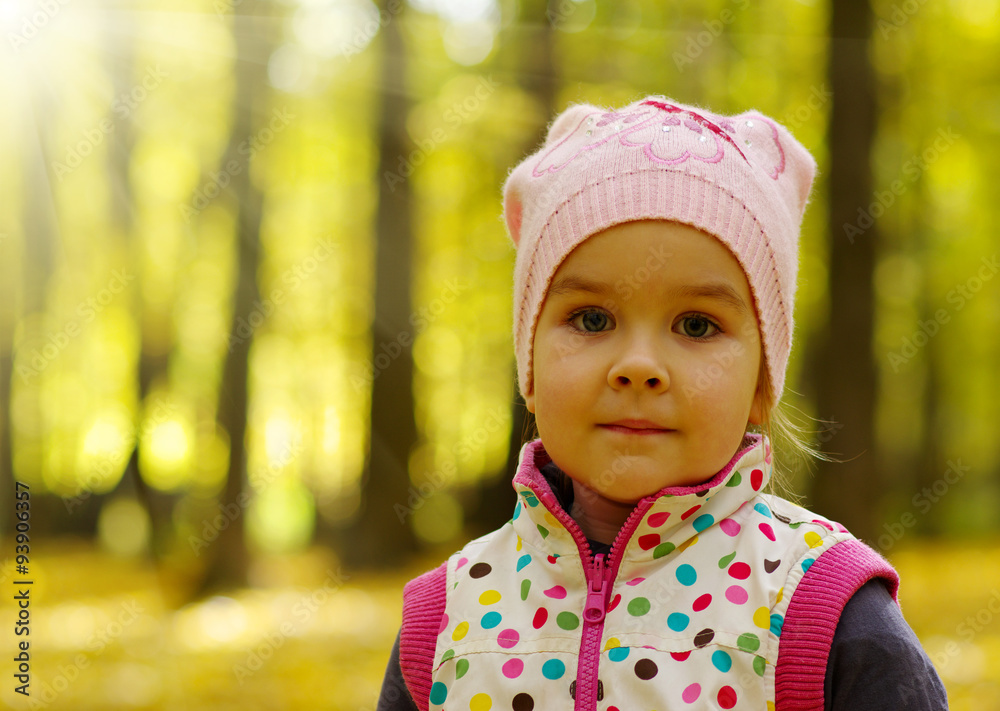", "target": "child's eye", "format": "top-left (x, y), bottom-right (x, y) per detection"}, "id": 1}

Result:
top-left (569, 309), bottom-right (614, 332)
top-left (677, 315), bottom-right (719, 339)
